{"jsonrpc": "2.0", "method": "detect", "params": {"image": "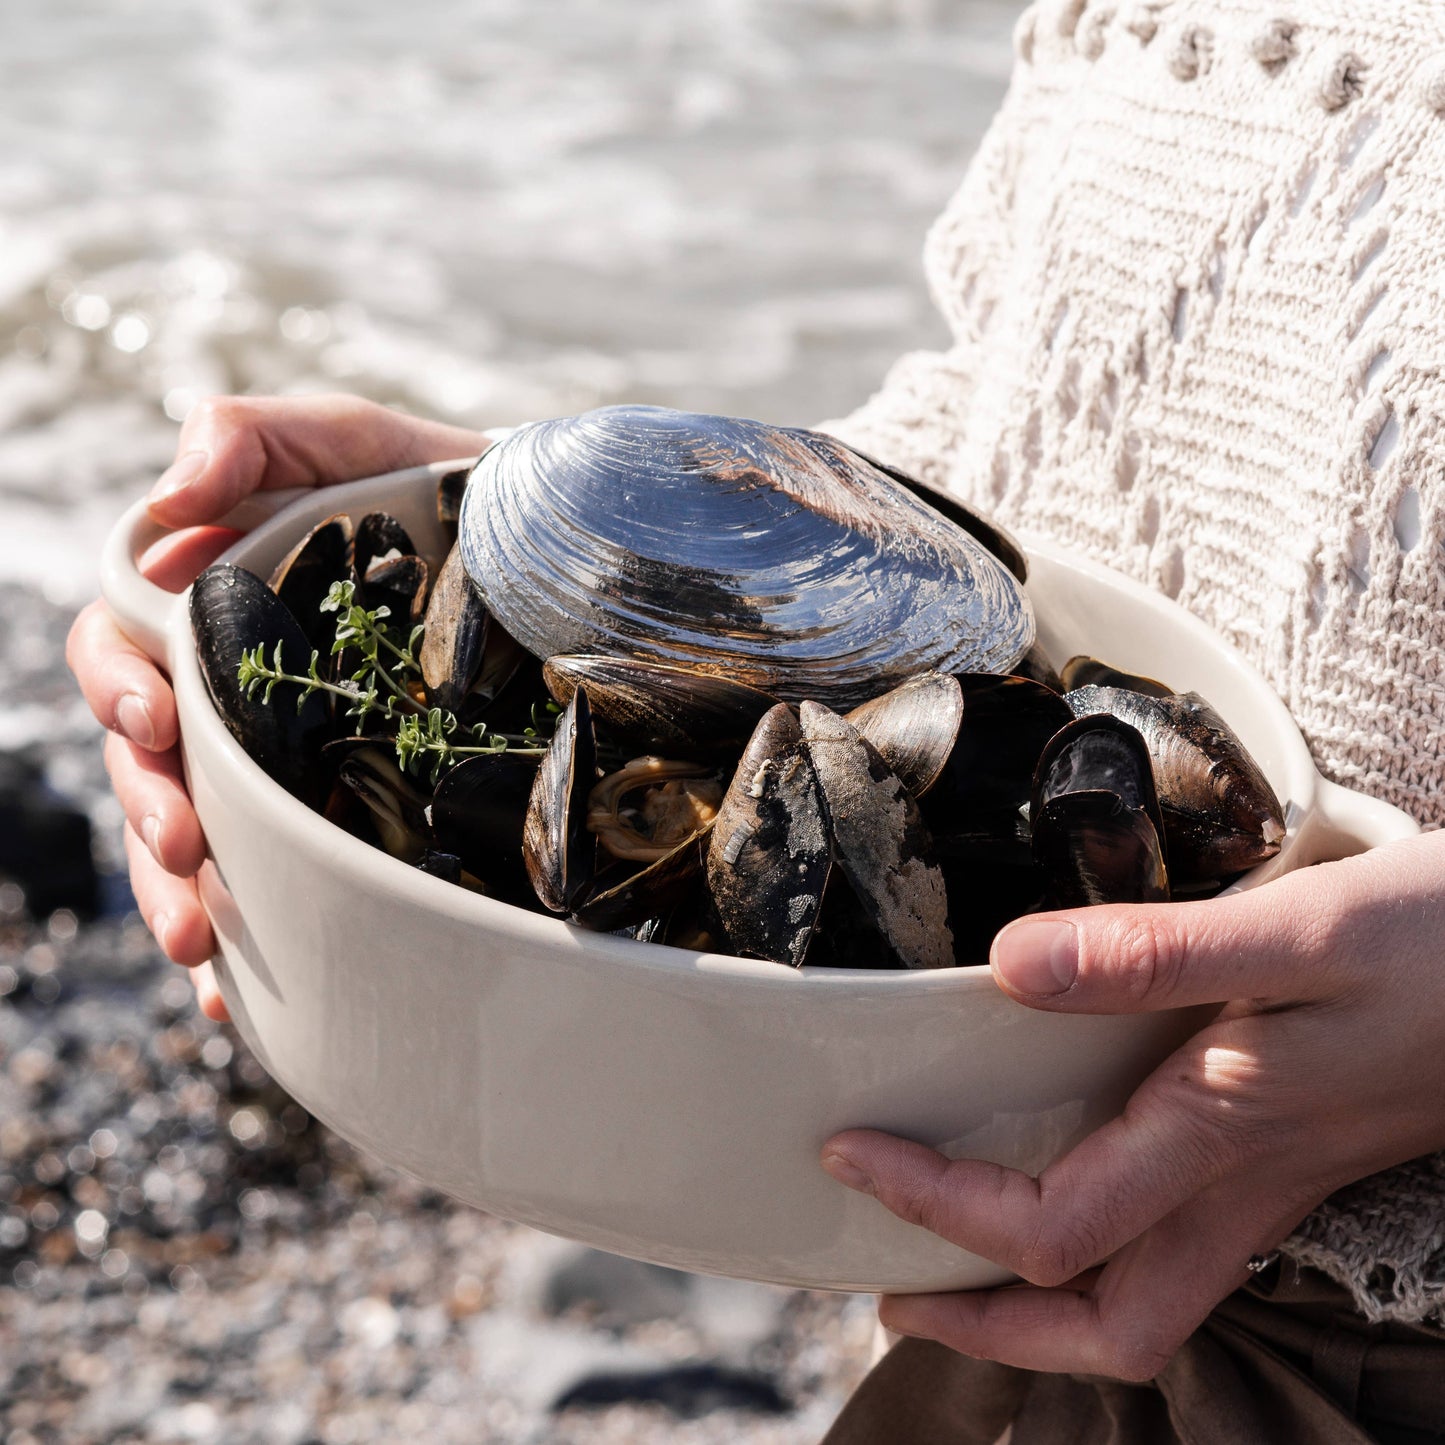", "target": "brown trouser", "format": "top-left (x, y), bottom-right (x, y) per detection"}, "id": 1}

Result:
top-left (822, 1267), bottom-right (1445, 1445)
